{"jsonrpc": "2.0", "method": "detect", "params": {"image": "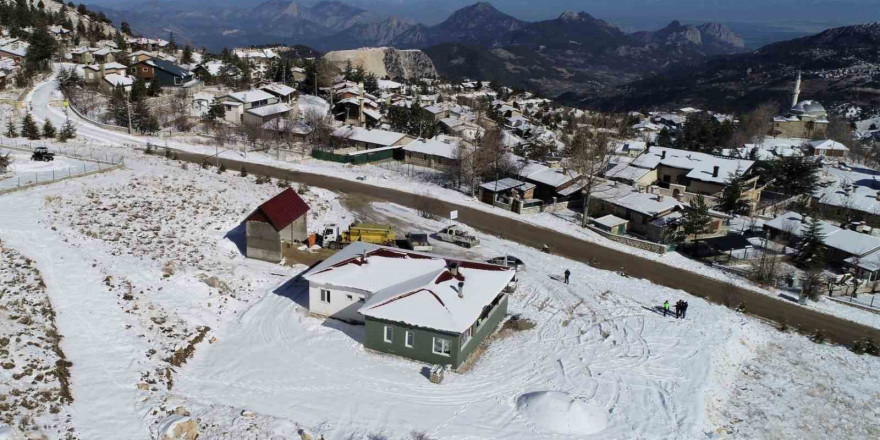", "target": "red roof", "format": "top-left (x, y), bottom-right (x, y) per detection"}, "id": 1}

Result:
top-left (246, 188), bottom-right (310, 231)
